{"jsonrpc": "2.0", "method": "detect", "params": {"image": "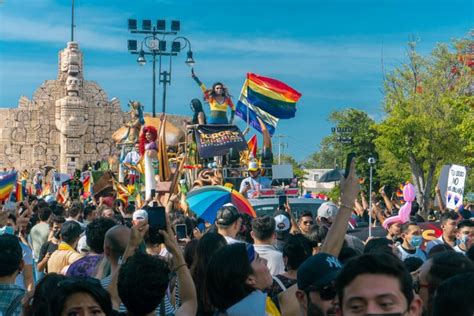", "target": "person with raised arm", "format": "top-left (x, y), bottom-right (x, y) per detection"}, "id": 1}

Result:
top-left (191, 68), bottom-right (235, 125)
top-left (107, 209), bottom-right (197, 316)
